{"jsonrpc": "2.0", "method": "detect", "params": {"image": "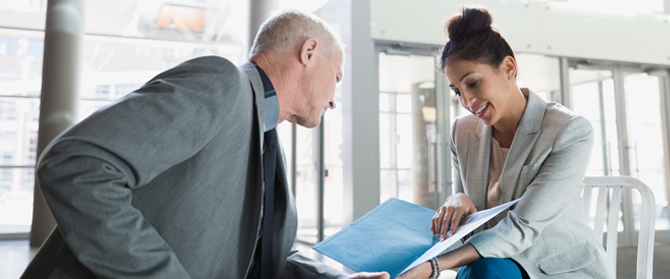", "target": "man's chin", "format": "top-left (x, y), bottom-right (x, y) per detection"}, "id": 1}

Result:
top-left (293, 117), bottom-right (321, 128)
